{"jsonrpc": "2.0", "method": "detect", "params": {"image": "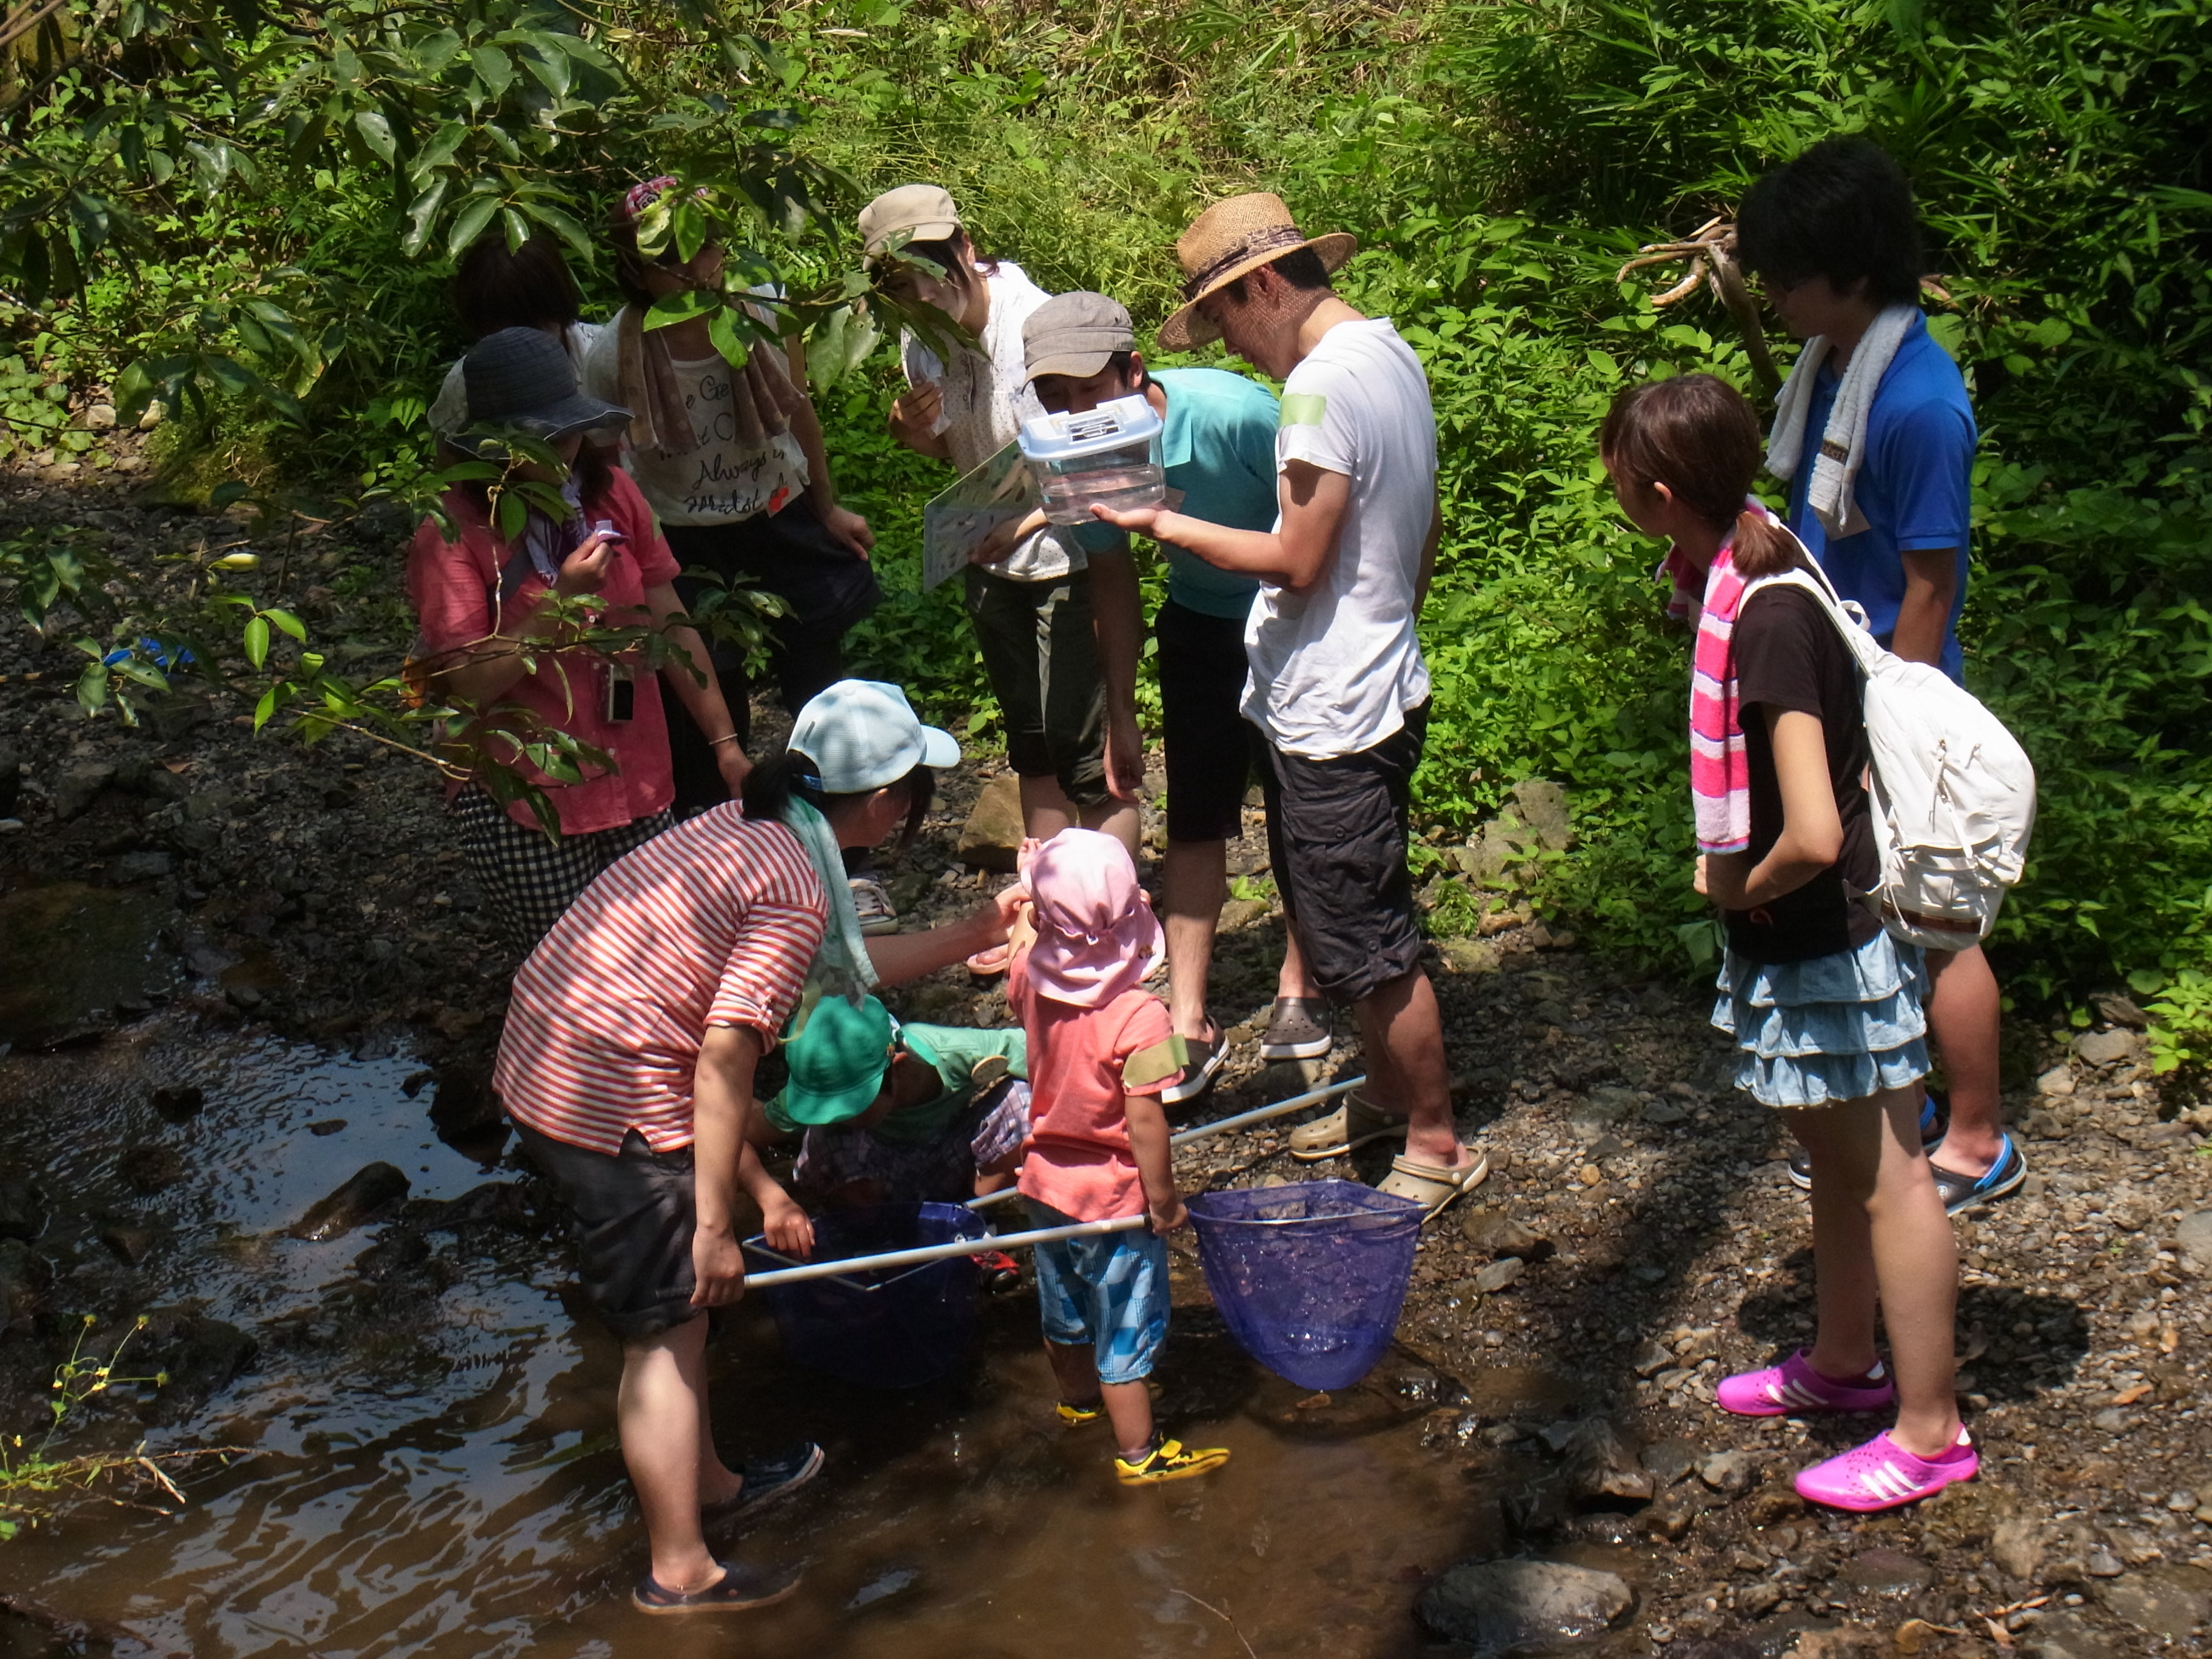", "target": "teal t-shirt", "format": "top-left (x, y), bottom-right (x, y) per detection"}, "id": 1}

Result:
top-left (1078, 368), bottom-right (1279, 621)
top-left (873, 1022), bottom-right (1028, 1147)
